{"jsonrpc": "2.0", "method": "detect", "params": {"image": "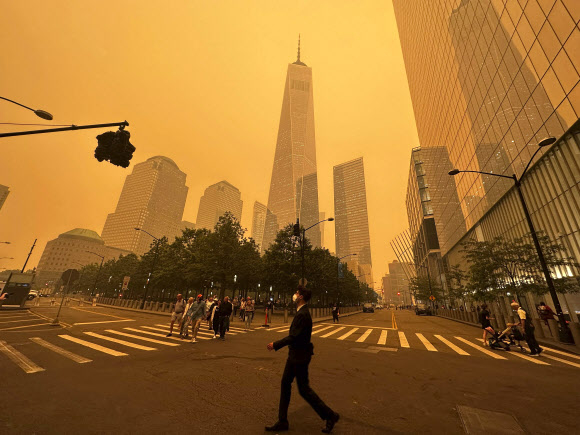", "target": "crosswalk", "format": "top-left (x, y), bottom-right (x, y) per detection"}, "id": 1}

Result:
top-left (0, 322), bottom-right (256, 374)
